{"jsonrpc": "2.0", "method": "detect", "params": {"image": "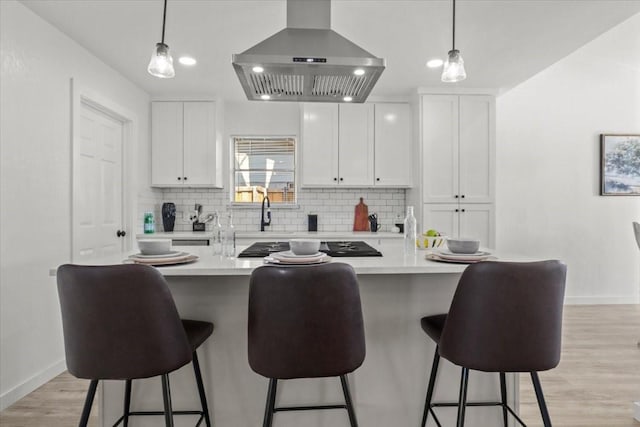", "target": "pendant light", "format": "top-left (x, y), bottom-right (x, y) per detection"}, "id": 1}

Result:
top-left (441, 0), bottom-right (467, 83)
top-left (147, 0), bottom-right (175, 79)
